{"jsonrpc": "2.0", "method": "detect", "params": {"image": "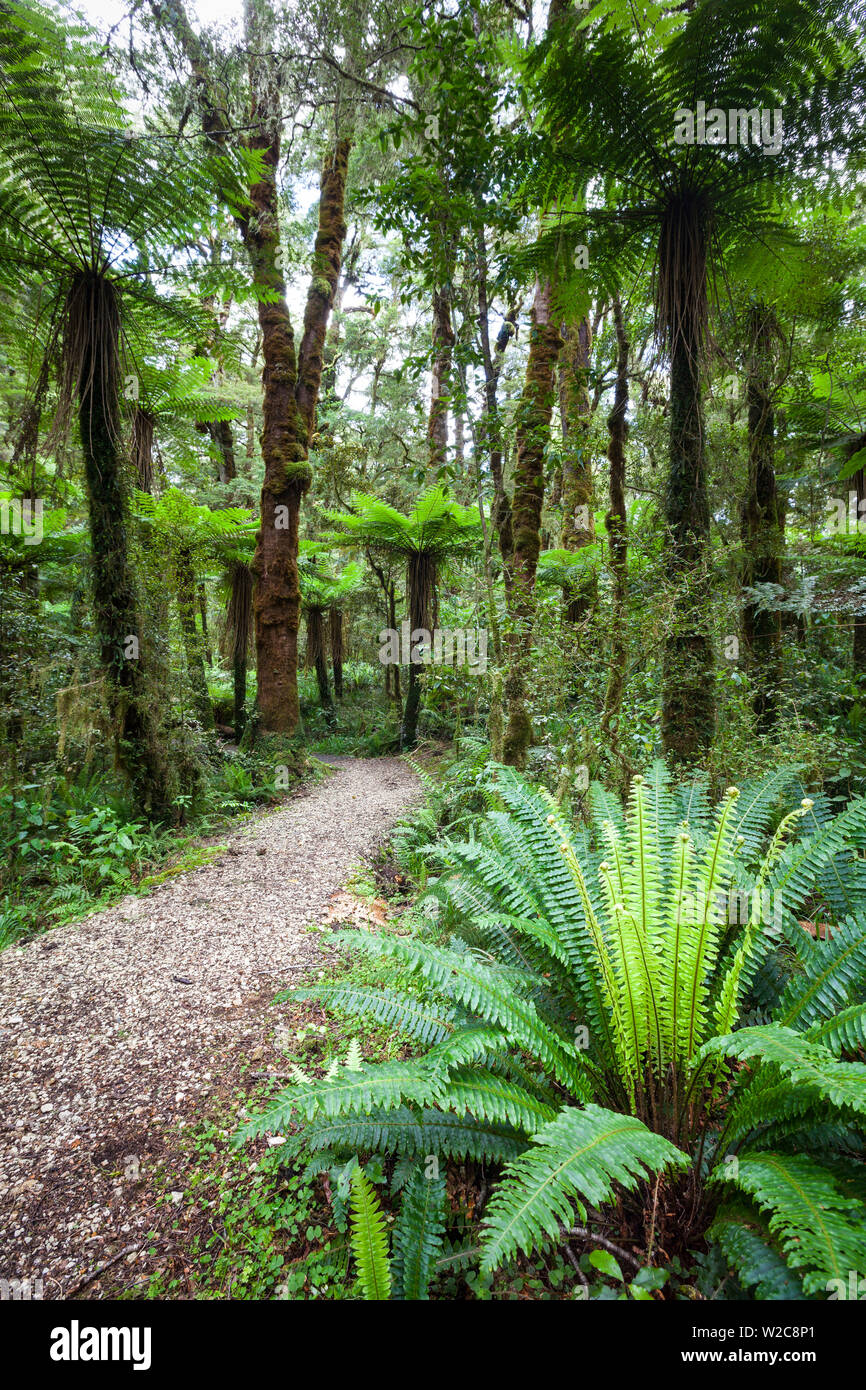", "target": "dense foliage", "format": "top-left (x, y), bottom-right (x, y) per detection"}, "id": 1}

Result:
top-left (1, 0), bottom-right (865, 1305)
